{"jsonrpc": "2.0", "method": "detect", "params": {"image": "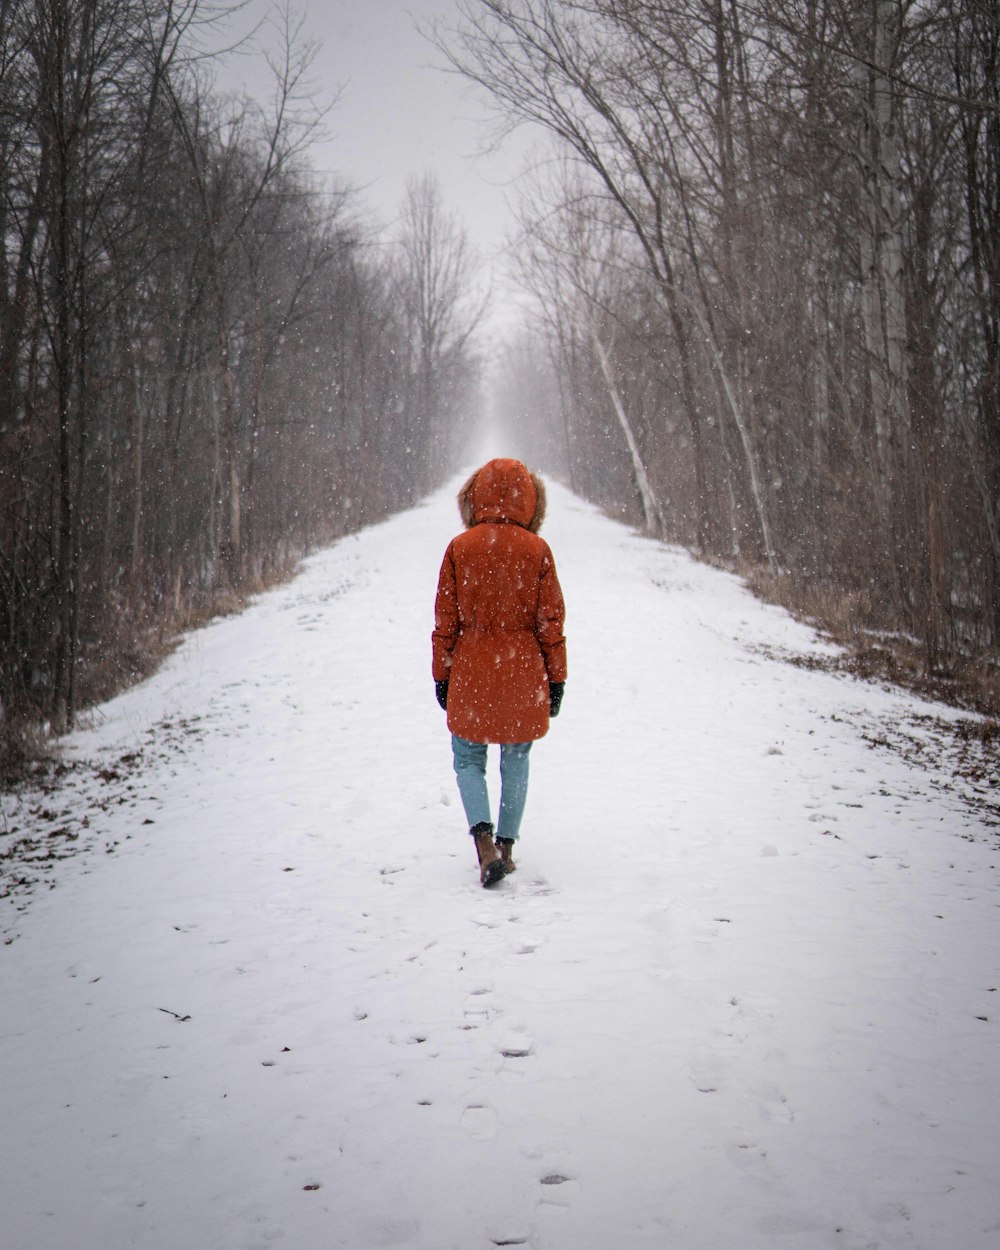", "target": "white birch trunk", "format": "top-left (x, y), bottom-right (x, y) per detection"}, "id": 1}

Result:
top-left (588, 324), bottom-right (662, 533)
top-left (684, 298), bottom-right (777, 572)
